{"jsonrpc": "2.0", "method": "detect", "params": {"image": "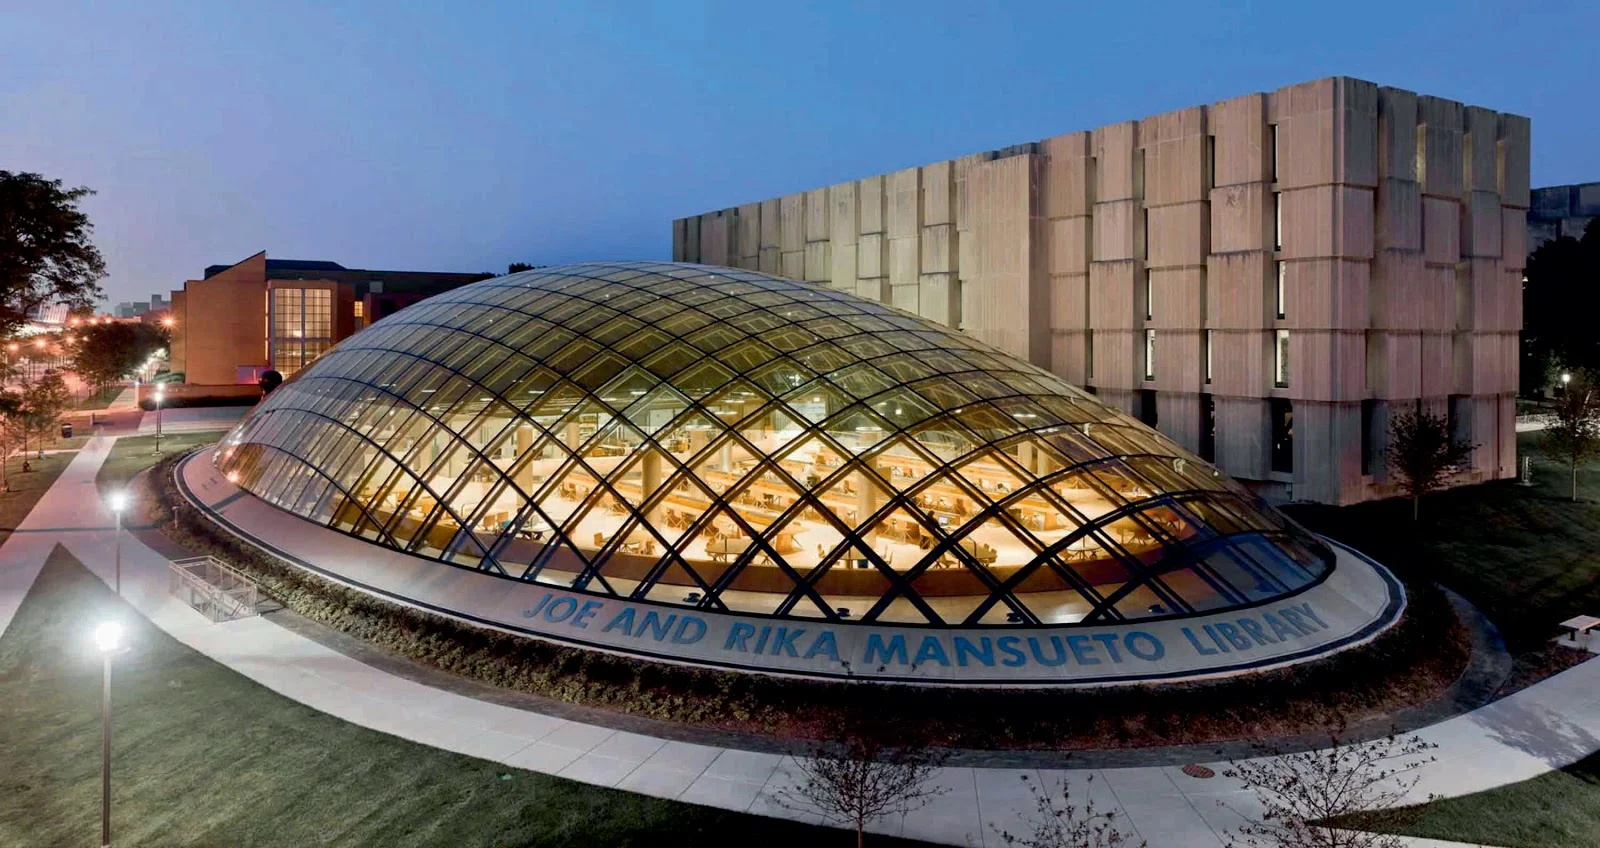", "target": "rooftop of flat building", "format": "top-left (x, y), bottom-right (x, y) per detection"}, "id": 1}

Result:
top-left (201, 253), bottom-right (493, 294)
top-left (1530, 182), bottom-right (1600, 219)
